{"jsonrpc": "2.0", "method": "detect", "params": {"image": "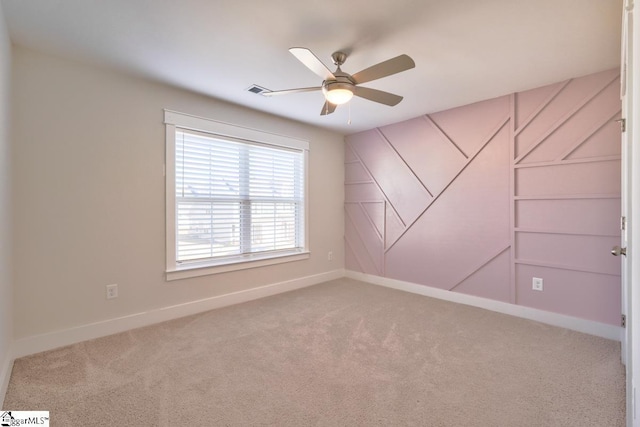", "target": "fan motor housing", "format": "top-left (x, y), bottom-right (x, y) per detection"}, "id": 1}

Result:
top-left (322, 81), bottom-right (354, 96)
top-left (322, 73), bottom-right (355, 95)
